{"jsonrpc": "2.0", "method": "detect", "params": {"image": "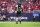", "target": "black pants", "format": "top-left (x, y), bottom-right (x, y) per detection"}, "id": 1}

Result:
top-left (33, 18), bottom-right (35, 21)
top-left (3, 18), bottom-right (6, 21)
top-left (16, 11), bottom-right (21, 17)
